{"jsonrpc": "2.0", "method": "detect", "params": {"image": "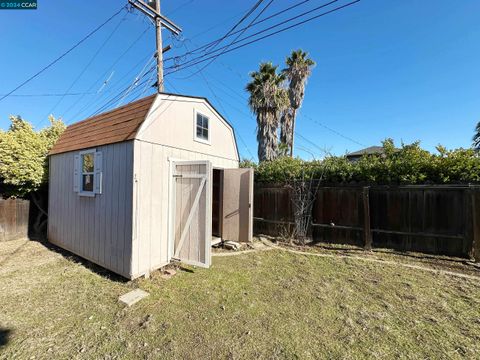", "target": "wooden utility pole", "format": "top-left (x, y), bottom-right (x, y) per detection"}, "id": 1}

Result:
top-left (128, 0), bottom-right (181, 92)
top-left (154, 0), bottom-right (164, 92)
